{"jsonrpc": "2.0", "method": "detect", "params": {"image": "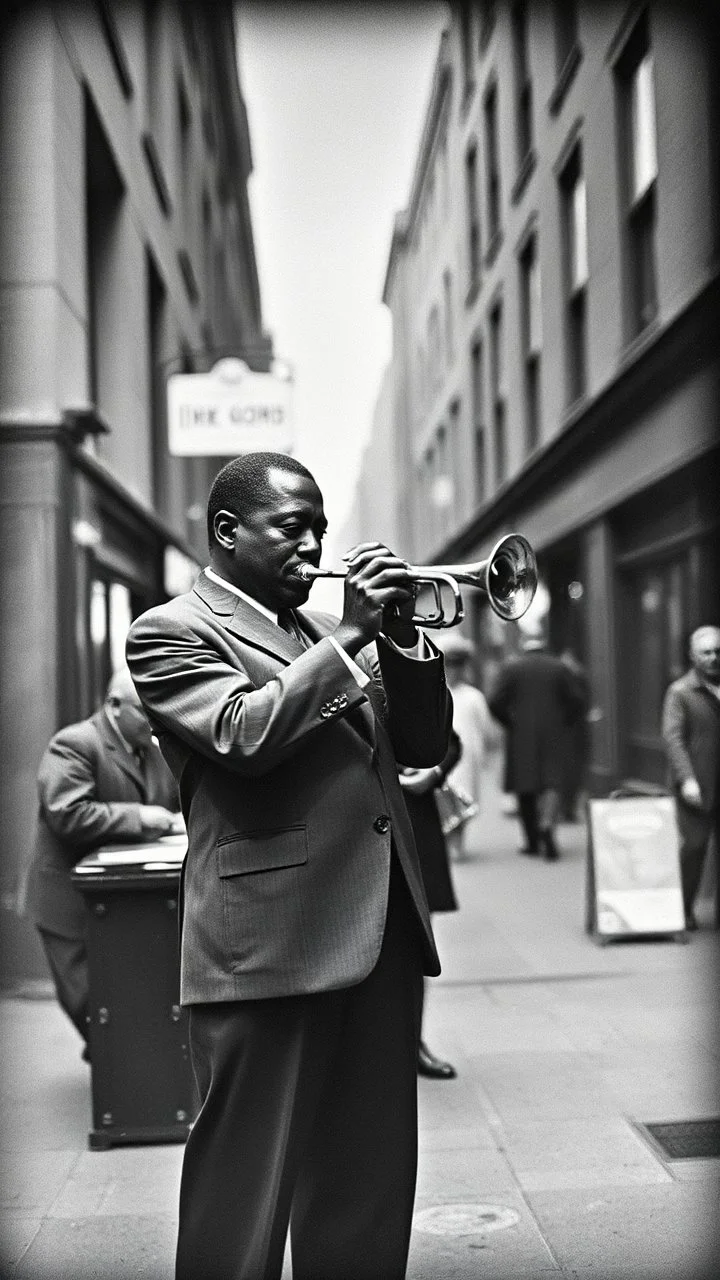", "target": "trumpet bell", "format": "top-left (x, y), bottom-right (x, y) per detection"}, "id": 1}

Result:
top-left (479, 533), bottom-right (537, 621)
top-left (415, 533), bottom-right (537, 622)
